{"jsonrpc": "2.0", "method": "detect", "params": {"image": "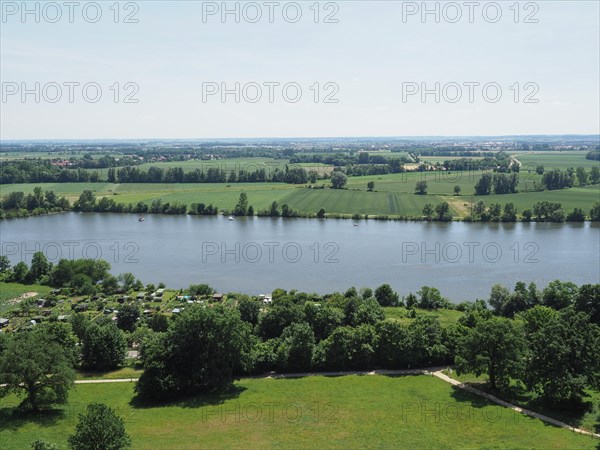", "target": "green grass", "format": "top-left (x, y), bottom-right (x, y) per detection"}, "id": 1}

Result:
top-left (442, 370), bottom-right (600, 434)
top-left (0, 282), bottom-right (52, 315)
top-left (383, 307), bottom-right (463, 326)
top-left (1, 375), bottom-right (597, 449)
top-left (2, 168), bottom-right (599, 218)
top-left (76, 367), bottom-right (143, 381)
top-left (515, 151), bottom-right (599, 170)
